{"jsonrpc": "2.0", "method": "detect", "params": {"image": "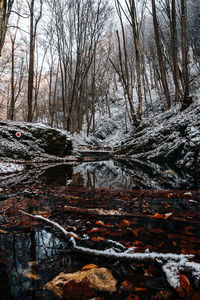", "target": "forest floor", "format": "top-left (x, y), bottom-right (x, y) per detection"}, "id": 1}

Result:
top-left (0, 185), bottom-right (200, 299)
